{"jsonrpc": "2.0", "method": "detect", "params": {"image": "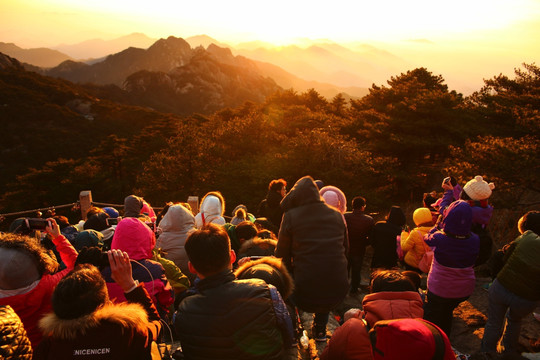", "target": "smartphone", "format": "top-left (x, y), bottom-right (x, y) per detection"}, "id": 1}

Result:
top-left (443, 177), bottom-right (451, 185)
top-left (25, 218), bottom-right (51, 231)
top-left (106, 217), bottom-right (121, 226)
